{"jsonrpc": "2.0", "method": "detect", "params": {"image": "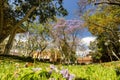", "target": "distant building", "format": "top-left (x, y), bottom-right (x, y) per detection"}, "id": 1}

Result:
top-left (77, 56), bottom-right (93, 64)
top-left (76, 50), bottom-right (93, 64)
top-left (31, 49), bottom-right (61, 62)
top-left (76, 50), bottom-right (91, 57)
